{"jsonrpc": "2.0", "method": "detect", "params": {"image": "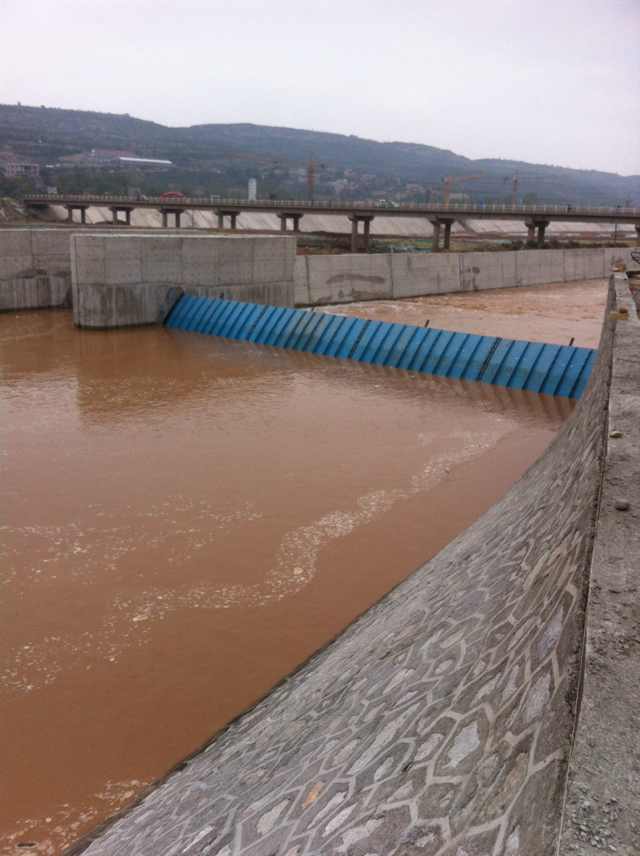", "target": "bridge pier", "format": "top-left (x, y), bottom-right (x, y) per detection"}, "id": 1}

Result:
top-left (636, 224), bottom-right (640, 245)
top-left (443, 220), bottom-right (453, 251)
top-left (525, 219), bottom-right (549, 248)
top-left (430, 219), bottom-right (441, 252)
top-left (110, 206), bottom-right (133, 226)
top-left (536, 220), bottom-right (549, 248)
top-left (216, 210), bottom-right (239, 231)
top-left (526, 221), bottom-right (536, 244)
top-left (349, 215), bottom-right (374, 253)
top-left (66, 204), bottom-right (89, 225)
top-left (278, 212), bottom-right (303, 233)
top-left (160, 208), bottom-right (182, 228)
top-left (20, 195), bottom-right (640, 244)
top-left (430, 217), bottom-right (455, 251)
